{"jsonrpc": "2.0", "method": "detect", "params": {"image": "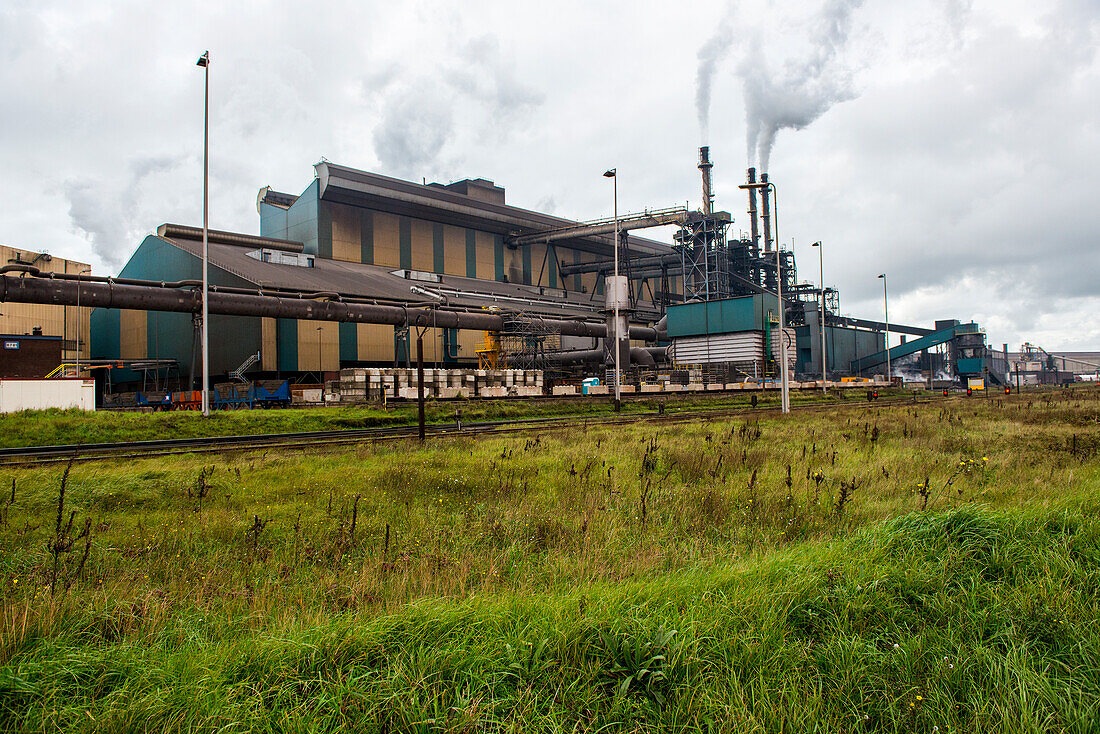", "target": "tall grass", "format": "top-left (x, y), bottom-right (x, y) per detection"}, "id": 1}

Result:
top-left (0, 387), bottom-right (1098, 731)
